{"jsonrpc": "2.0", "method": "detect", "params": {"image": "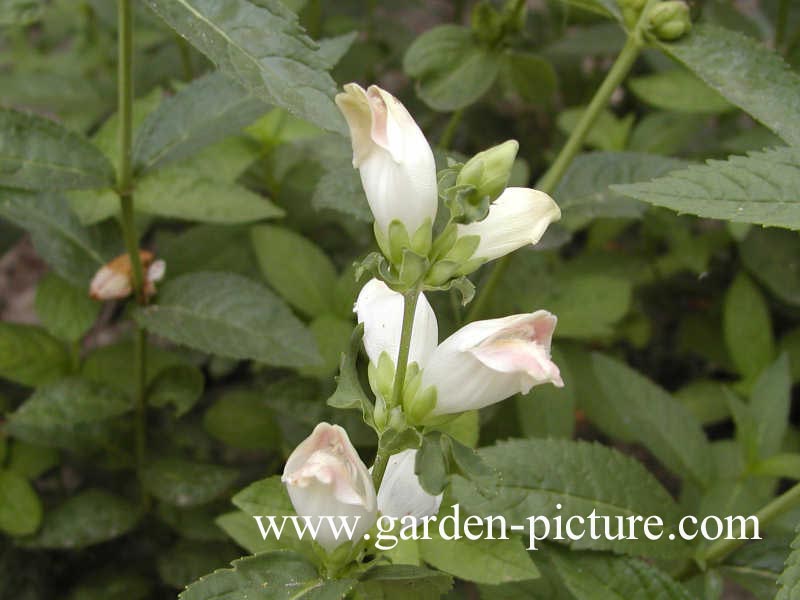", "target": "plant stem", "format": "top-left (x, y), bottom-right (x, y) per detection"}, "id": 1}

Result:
top-left (777, 0), bottom-right (790, 48)
top-left (371, 444), bottom-right (390, 489)
top-left (175, 34), bottom-right (194, 80)
top-left (465, 32), bottom-right (644, 322)
top-left (389, 290), bottom-right (419, 409)
top-left (438, 109), bottom-right (464, 150)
